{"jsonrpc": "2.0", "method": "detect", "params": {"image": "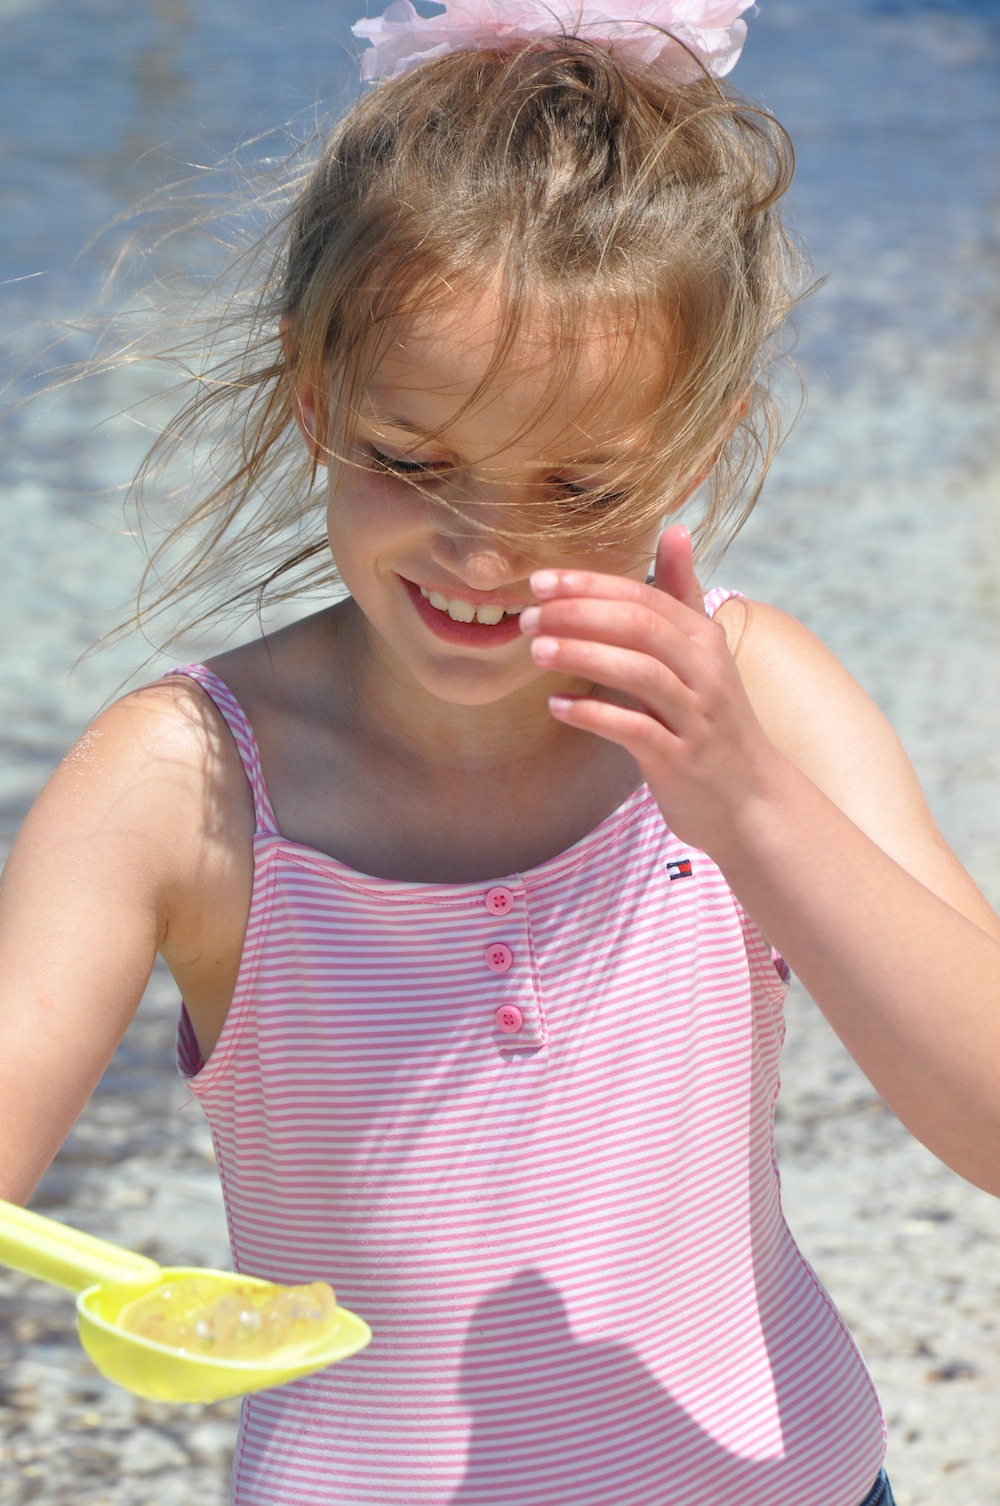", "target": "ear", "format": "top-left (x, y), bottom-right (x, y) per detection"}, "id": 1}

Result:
top-left (280, 314), bottom-right (328, 466)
